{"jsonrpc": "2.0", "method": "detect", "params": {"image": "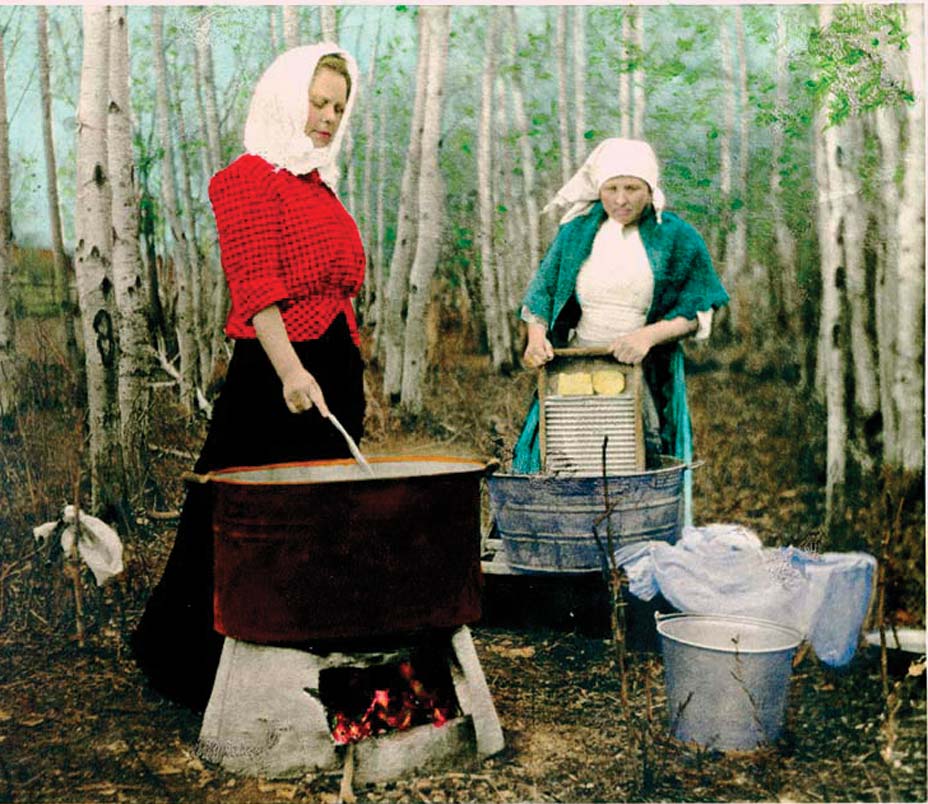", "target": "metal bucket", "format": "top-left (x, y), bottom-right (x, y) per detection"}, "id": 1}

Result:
top-left (656, 612), bottom-right (802, 751)
top-left (485, 457), bottom-right (684, 573)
